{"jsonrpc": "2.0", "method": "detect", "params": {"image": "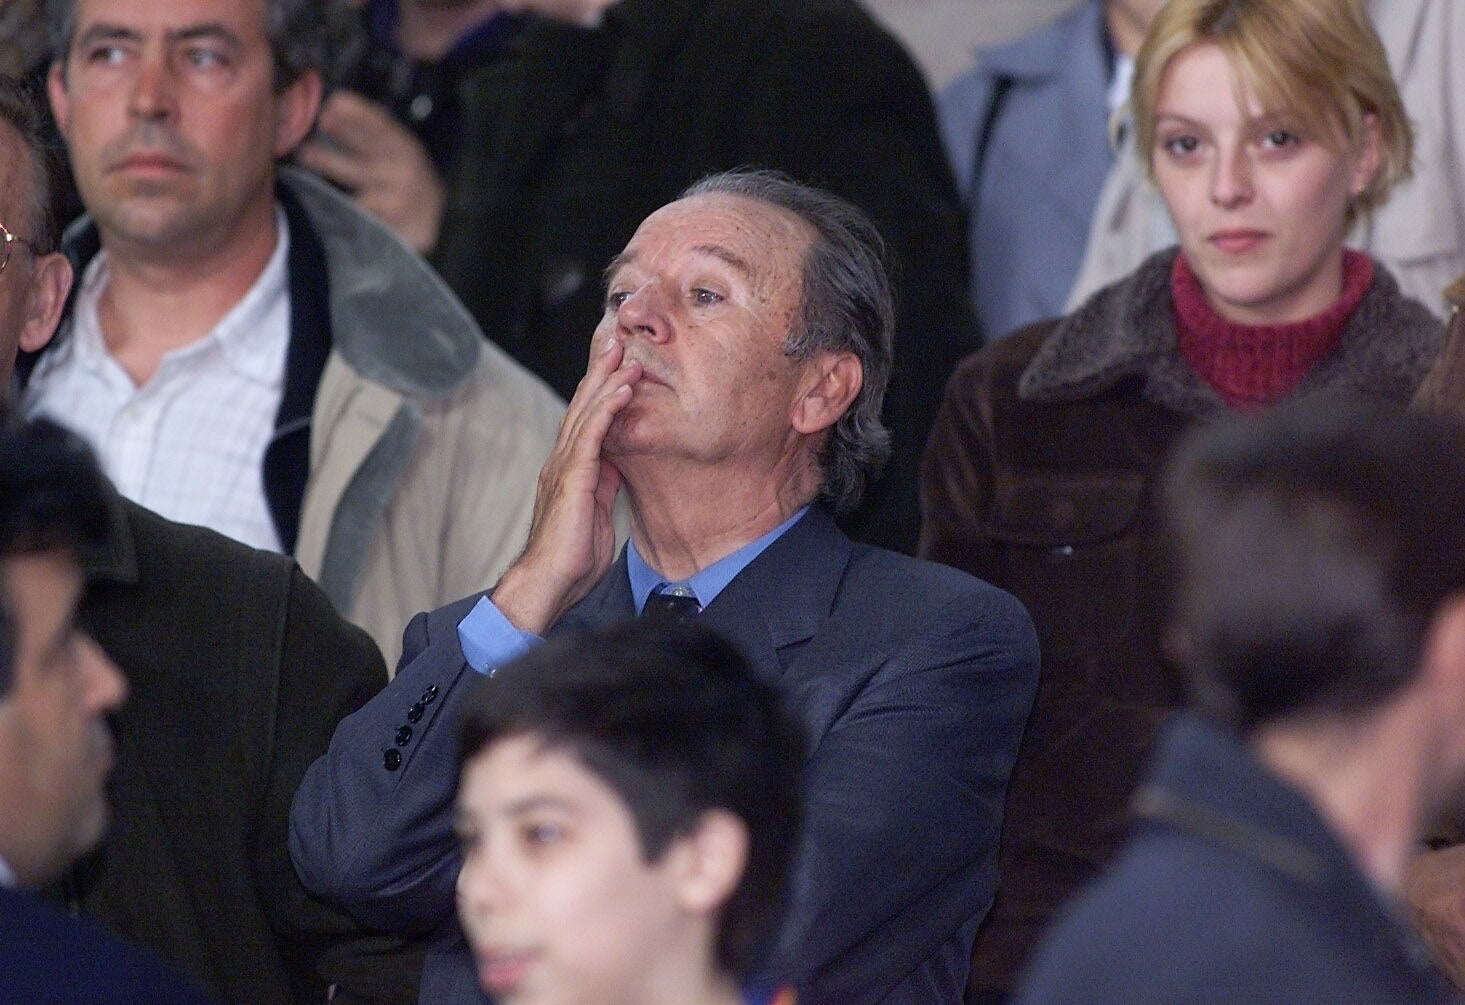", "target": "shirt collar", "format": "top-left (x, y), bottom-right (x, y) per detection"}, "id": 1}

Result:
top-left (68, 205), bottom-right (290, 386)
top-left (626, 506), bottom-right (809, 614)
top-left (208, 205), bottom-right (291, 382)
